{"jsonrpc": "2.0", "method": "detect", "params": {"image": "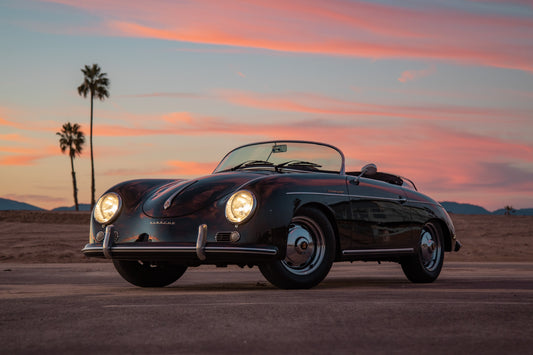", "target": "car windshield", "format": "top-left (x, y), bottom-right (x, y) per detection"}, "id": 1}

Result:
top-left (214, 141), bottom-right (345, 174)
